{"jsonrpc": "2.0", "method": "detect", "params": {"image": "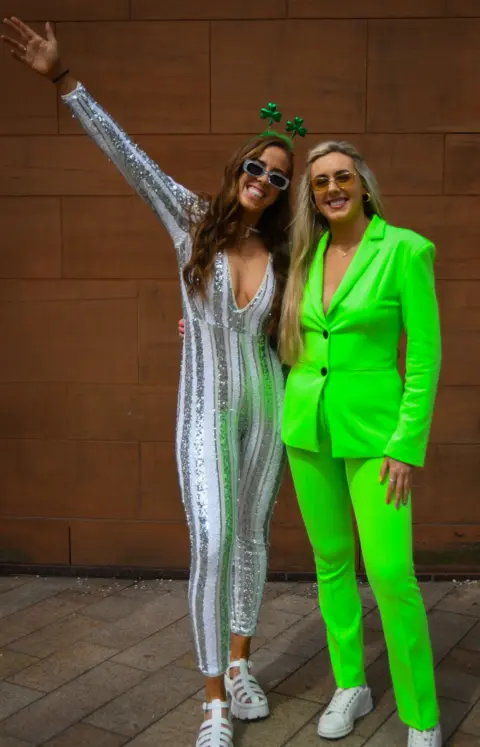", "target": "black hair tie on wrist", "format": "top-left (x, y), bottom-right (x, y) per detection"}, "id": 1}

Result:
top-left (52, 69), bottom-right (69, 84)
